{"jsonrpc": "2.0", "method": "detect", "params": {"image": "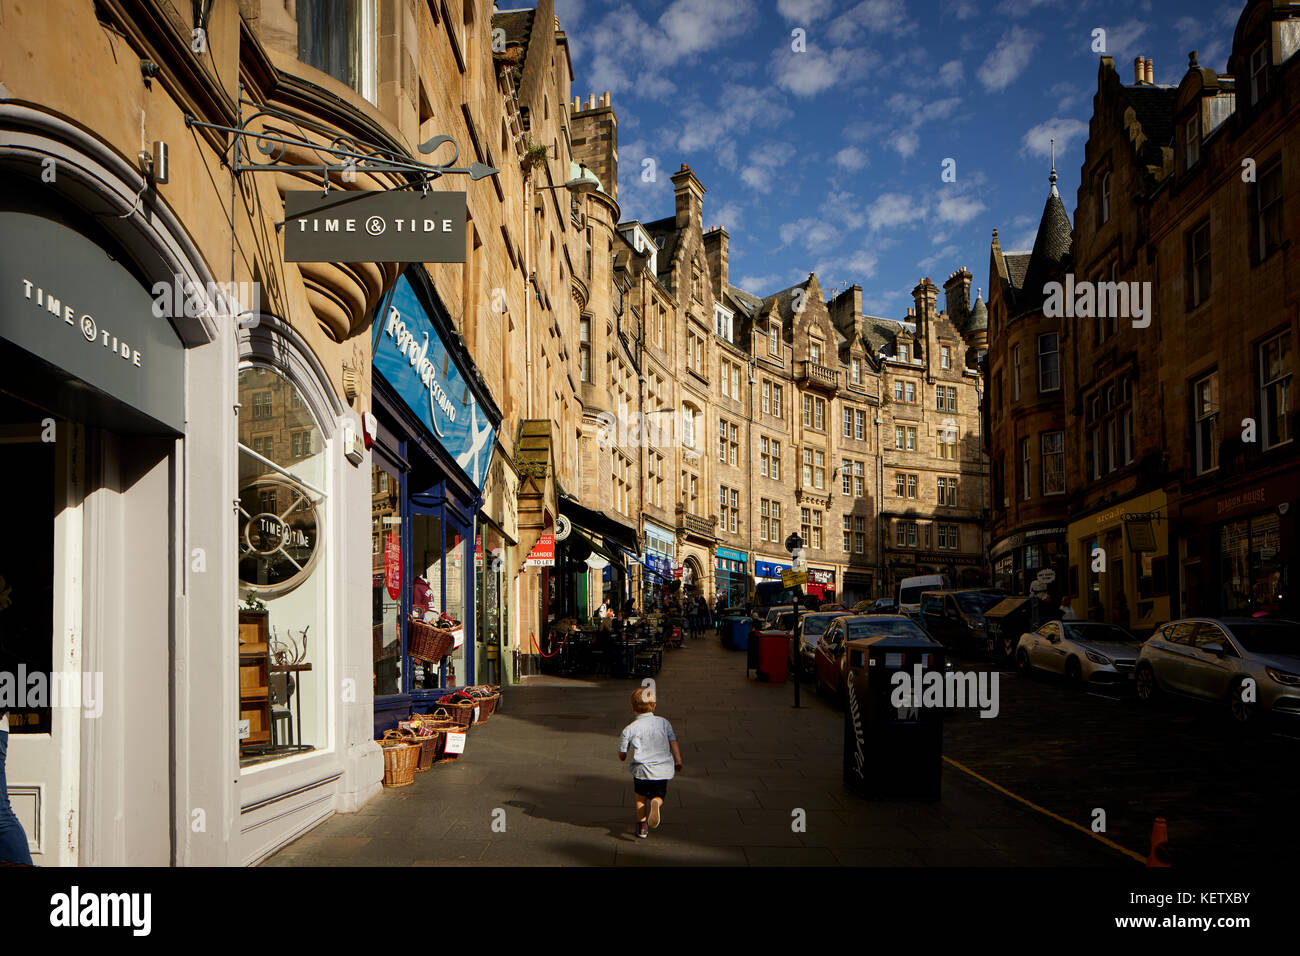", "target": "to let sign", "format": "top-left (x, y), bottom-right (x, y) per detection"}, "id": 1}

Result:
top-left (284, 191), bottom-right (466, 263)
top-left (525, 534), bottom-right (555, 567)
